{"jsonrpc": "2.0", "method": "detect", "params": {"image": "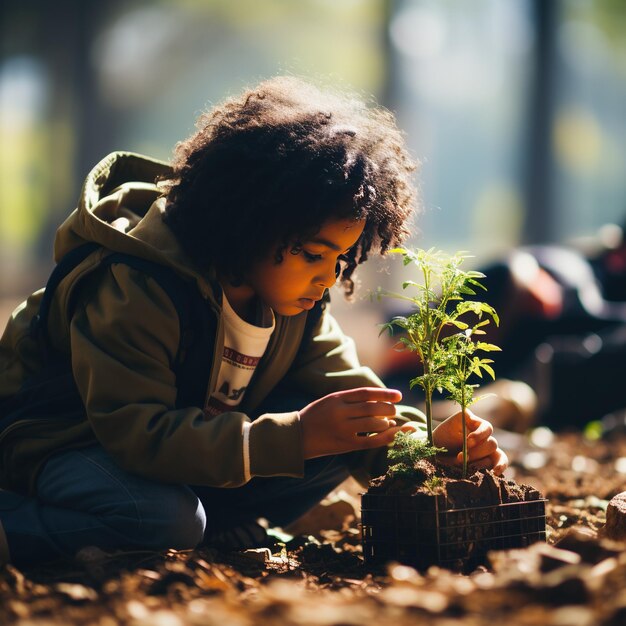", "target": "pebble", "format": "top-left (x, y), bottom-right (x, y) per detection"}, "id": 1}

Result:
top-left (604, 492), bottom-right (626, 541)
